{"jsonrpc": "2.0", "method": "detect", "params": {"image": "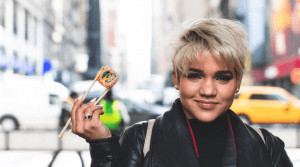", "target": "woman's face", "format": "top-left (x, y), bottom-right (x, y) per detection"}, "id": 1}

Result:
top-left (173, 51), bottom-right (241, 122)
